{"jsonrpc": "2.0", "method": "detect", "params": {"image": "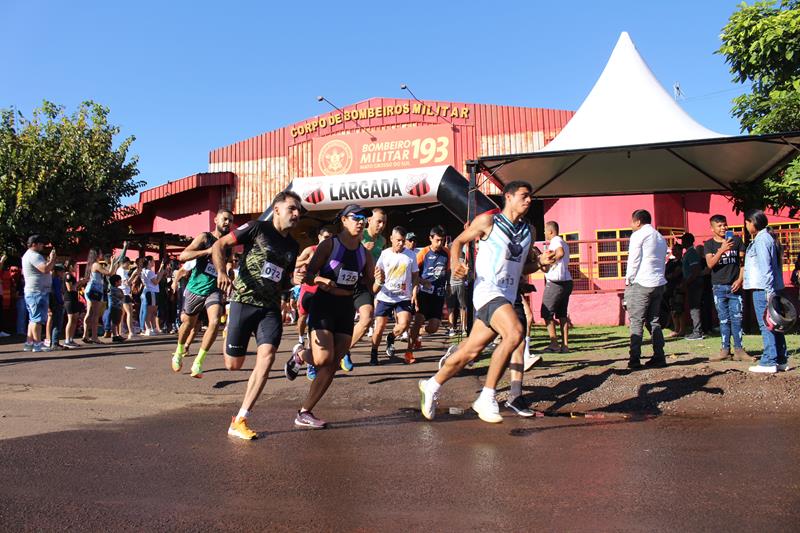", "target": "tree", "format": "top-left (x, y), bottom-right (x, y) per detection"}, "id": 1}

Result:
top-left (0, 101), bottom-right (144, 254)
top-left (718, 0), bottom-right (800, 215)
